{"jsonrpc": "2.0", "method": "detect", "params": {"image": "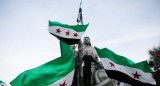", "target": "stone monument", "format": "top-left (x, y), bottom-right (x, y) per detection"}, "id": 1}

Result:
top-left (71, 36), bottom-right (113, 86)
